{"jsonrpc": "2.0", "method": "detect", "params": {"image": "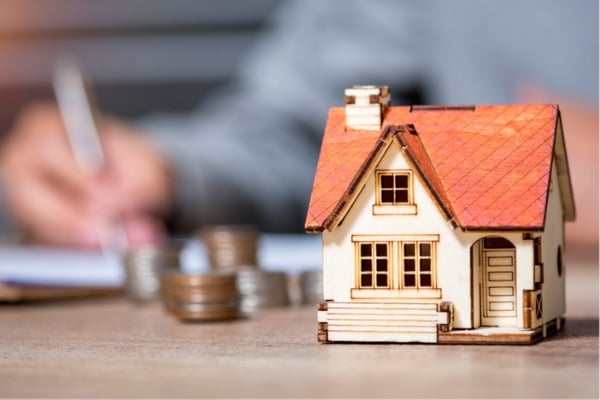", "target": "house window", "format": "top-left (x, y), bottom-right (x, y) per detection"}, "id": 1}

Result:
top-left (358, 242), bottom-right (390, 289)
top-left (373, 170), bottom-right (417, 215)
top-left (402, 242), bottom-right (434, 288)
top-left (377, 171), bottom-right (412, 205)
top-left (353, 236), bottom-right (438, 295)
